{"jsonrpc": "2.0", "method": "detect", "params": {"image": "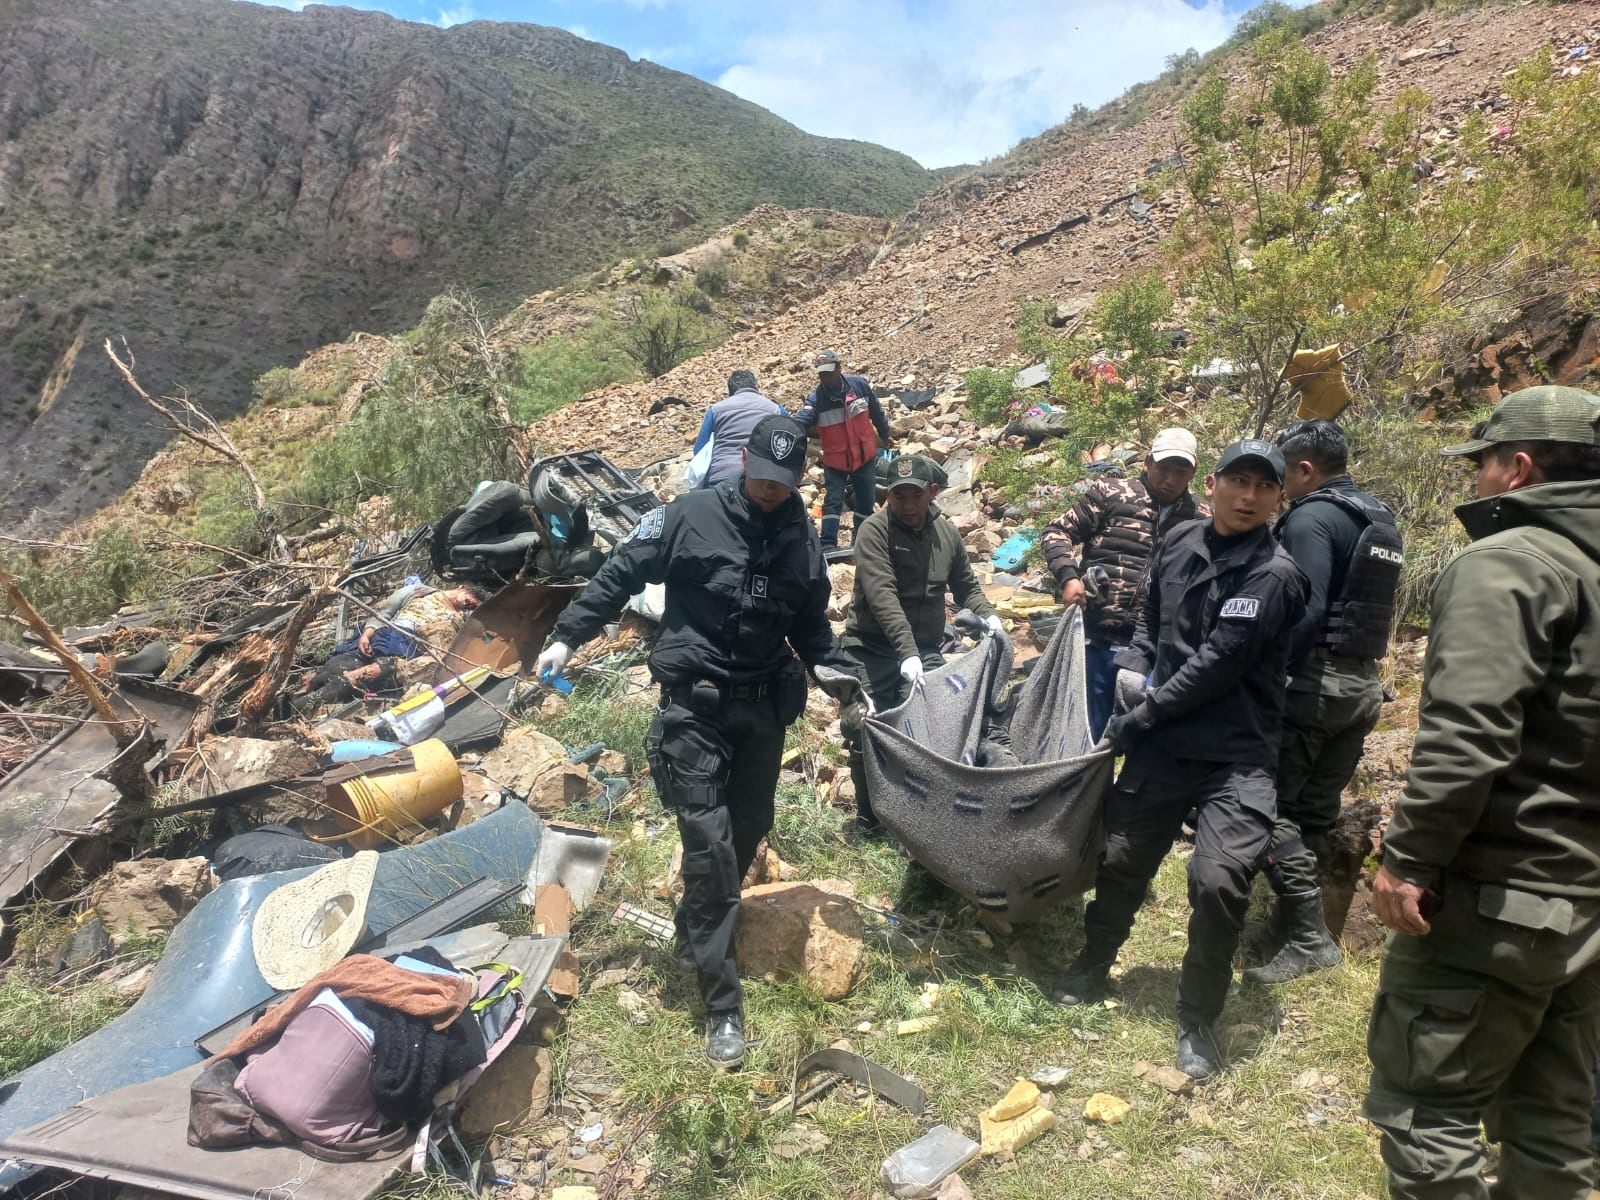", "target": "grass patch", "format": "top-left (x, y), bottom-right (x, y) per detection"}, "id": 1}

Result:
top-left (536, 707), bottom-right (1390, 1198)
